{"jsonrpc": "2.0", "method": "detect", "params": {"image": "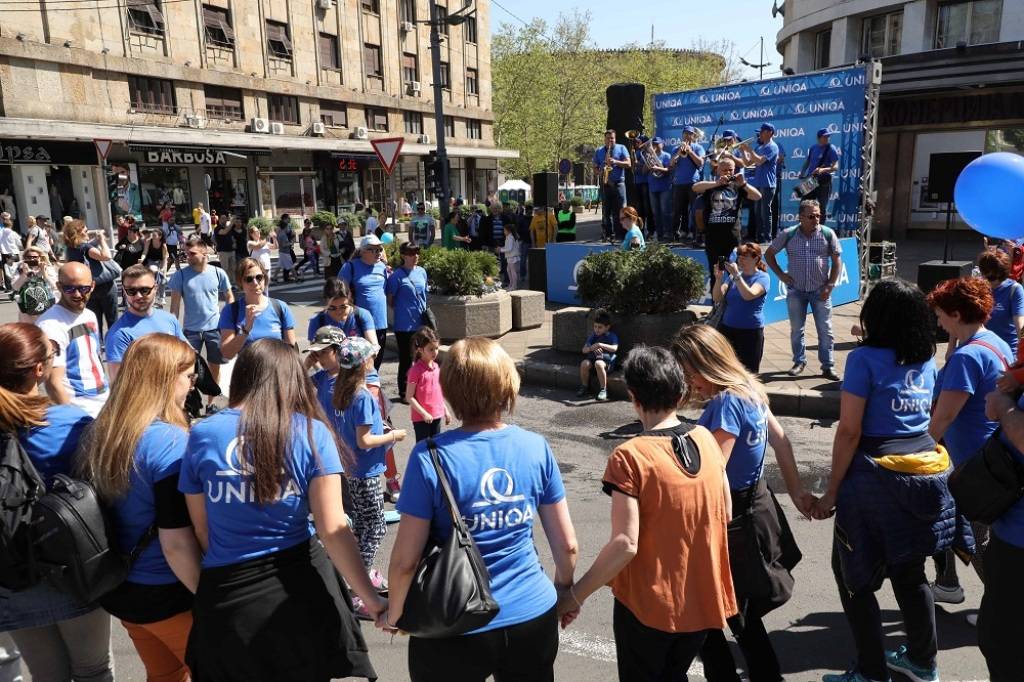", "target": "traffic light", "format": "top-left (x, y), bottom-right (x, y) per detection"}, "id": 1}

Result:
top-left (424, 151), bottom-right (451, 198)
top-left (106, 166), bottom-right (120, 203)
